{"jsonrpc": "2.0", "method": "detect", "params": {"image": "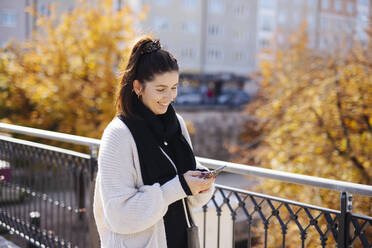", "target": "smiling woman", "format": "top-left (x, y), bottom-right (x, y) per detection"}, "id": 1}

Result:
top-left (93, 36), bottom-right (215, 248)
top-left (133, 71), bottom-right (179, 115)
